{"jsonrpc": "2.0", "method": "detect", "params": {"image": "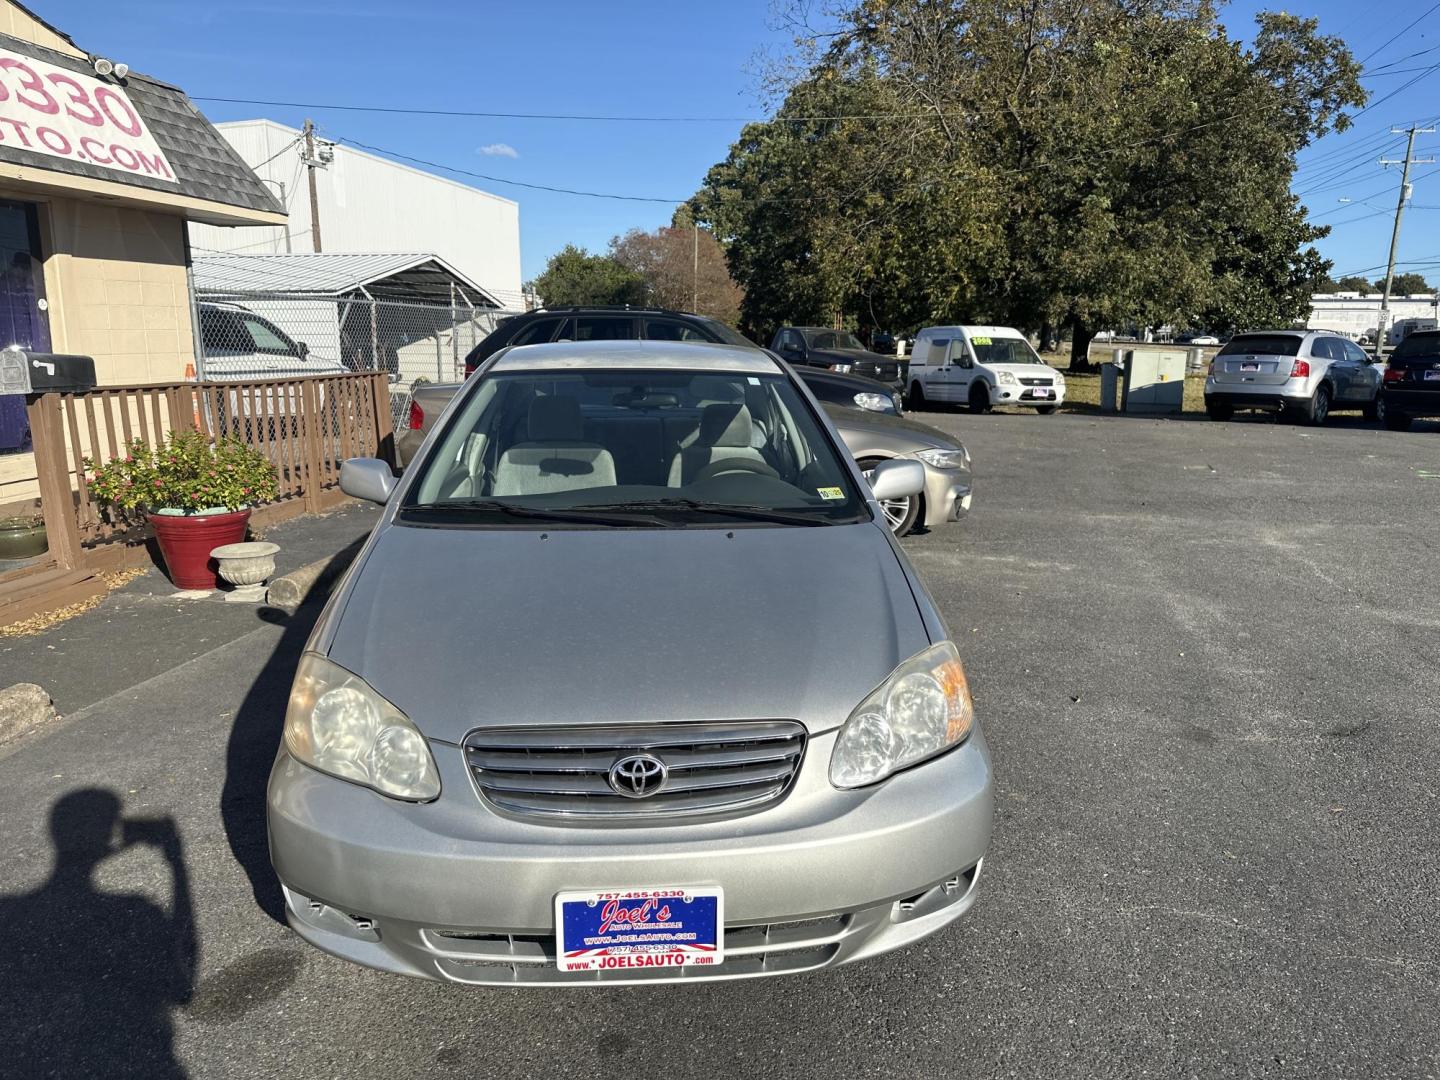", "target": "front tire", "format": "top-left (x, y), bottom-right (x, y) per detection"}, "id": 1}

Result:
top-left (968, 384), bottom-right (992, 414)
top-left (1036, 404), bottom-right (1057, 415)
top-left (909, 382), bottom-right (928, 410)
top-left (859, 457), bottom-right (921, 537)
